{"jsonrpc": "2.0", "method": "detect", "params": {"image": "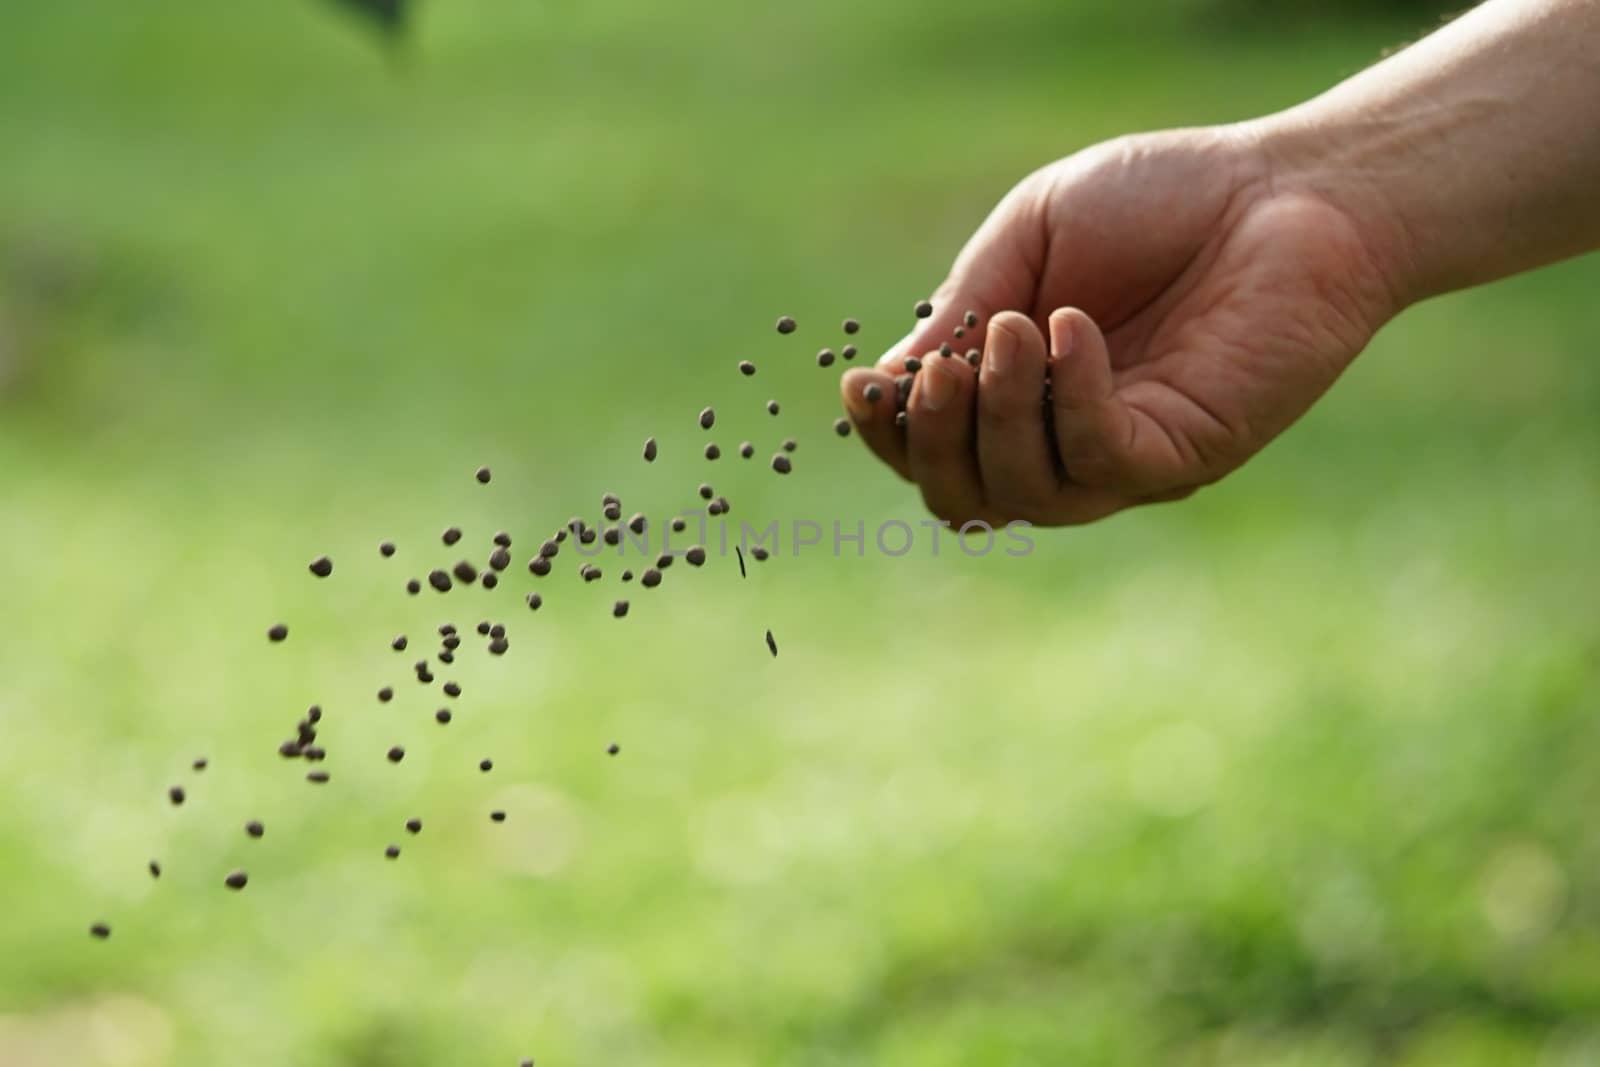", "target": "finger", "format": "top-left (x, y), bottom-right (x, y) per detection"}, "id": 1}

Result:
top-left (975, 312), bottom-right (1059, 516)
top-left (1048, 307), bottom-right (1185, 493)
top-left (840, 367), bottom-right (911, 481)
top-left (905, 350), bottom-right (988, 524)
